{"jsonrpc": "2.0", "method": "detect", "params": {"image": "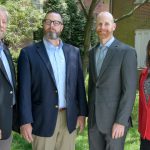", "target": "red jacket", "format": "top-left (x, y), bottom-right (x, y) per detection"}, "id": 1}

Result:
top-left (139, 68), bottom-right (150, 140)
